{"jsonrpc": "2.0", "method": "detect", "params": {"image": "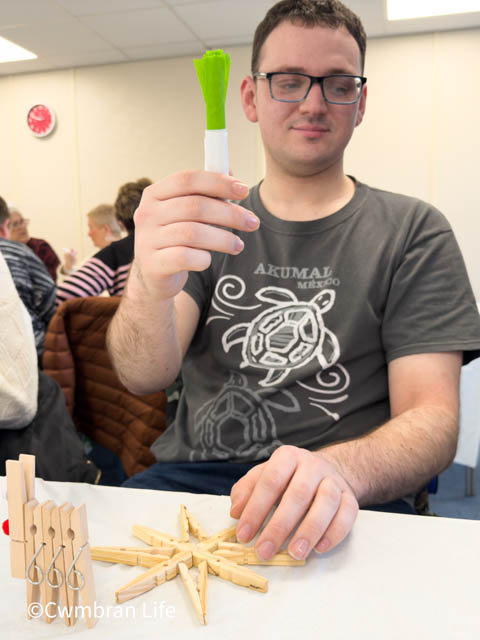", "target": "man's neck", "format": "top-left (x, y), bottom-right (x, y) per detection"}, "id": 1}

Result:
top-left (259, 165), bottom-right (355, 222)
